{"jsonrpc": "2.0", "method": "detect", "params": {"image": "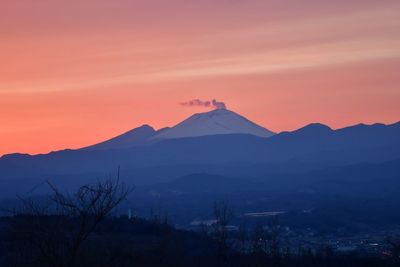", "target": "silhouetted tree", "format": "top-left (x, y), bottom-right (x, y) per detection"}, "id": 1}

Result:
top-left (12, 168), bottom-right (132, 267)
top-left (212, 201), bottom-right (233, 263)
